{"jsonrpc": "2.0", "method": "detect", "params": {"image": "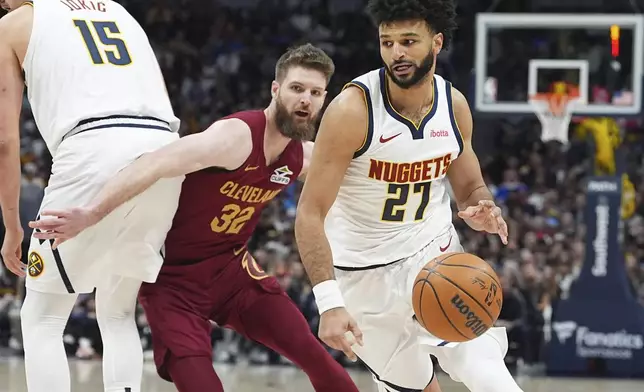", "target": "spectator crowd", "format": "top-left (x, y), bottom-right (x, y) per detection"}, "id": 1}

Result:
top-left (1, 0), bottom-right (644, 377)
